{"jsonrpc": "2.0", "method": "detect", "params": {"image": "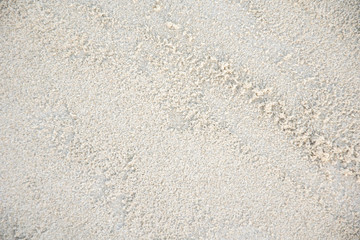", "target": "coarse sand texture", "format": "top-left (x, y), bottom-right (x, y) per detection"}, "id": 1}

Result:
top-left (1, 0), bottom-right (360, 239)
